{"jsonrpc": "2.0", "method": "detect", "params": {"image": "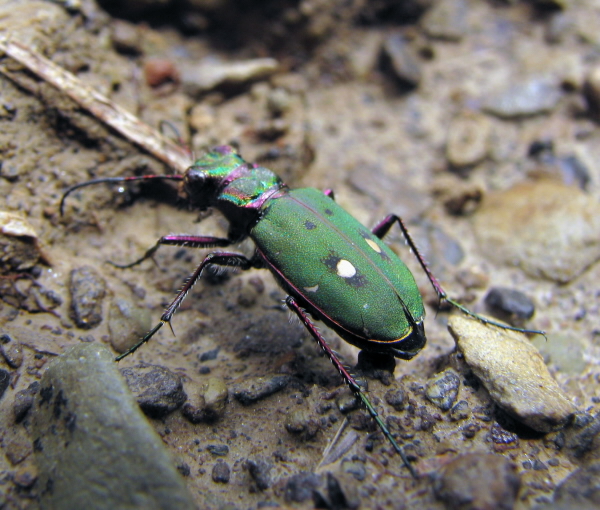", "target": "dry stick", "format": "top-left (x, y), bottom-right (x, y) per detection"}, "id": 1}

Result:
top-left (0, 38), bottom-right (191, 174)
